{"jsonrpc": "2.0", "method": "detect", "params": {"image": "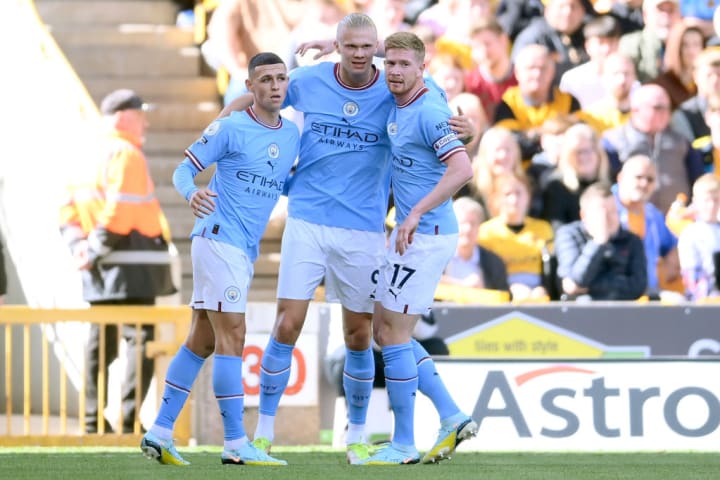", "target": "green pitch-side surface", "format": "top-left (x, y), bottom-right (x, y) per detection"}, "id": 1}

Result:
top-left (1, 447), bottom-right (719, 480)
